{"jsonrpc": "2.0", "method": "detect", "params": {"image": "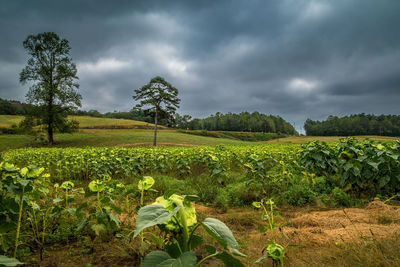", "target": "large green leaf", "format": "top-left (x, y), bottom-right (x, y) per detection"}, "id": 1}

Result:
top-left (0, 255), bottom-right (23, 266)
top-left (367, 161), bottom-right (379, 170)
top-left (141, 251), bottom-right (171, 267)
top-left (134, 205), bottom-right (181, 237)
top-left (158, 252), bottom-right (197, 267)
top-left (141, 251), bottom-right (196, 267)
top-left (88, 179), bottom-right (105, 192)
top-left (165, 243), bottom-right (182, 259)
top-left (109, 213), bottom-right (120, 227)
top-left (138, 176), bottom-right (155, 191)
top-left (201, 218), bottom-right (246, 257)
top-left (378, 175), bottom-right (391, 188)
top-left (216, 251), bottom-right (245, 267)
top-left (188, 234), bottom-right (203, 250)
